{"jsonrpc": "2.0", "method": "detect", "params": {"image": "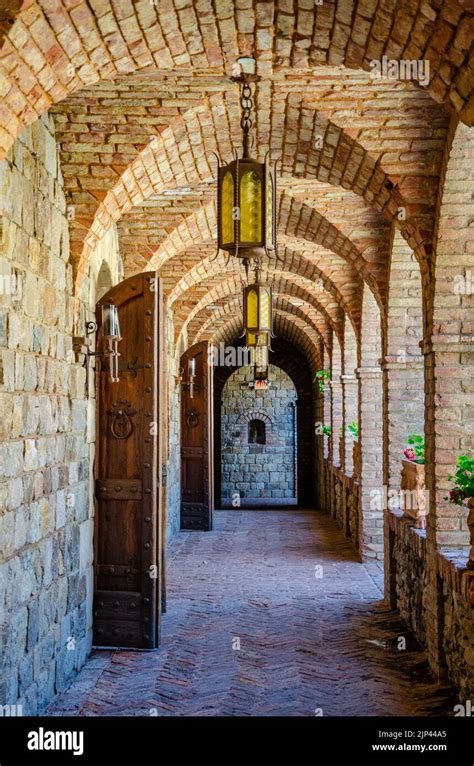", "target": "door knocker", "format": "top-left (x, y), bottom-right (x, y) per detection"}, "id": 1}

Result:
top-left (186, 409), bottom-right (200, 428)
top-left (108, 400), bottom-right (136, 439)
